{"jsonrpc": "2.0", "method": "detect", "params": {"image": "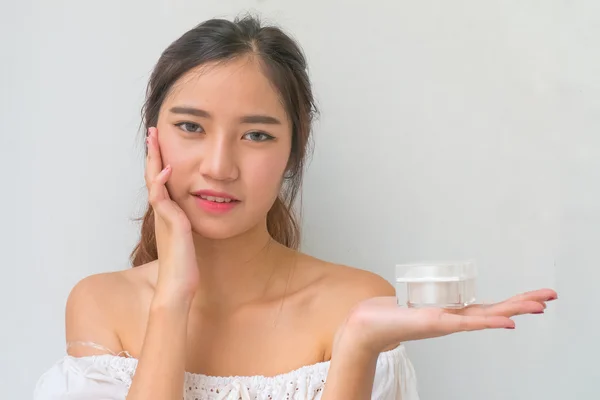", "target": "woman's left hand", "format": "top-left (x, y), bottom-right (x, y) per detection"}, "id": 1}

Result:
top-left (334, 288), bottom-right (557, 356)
